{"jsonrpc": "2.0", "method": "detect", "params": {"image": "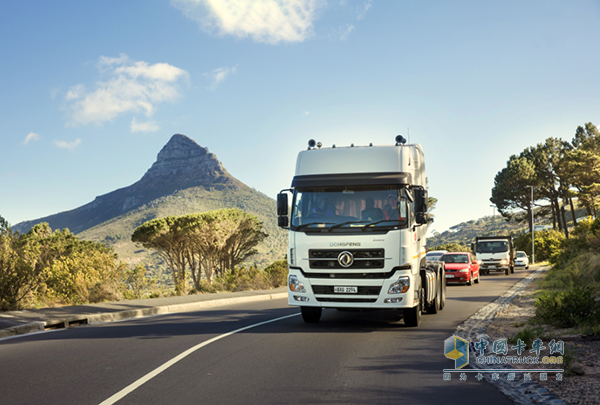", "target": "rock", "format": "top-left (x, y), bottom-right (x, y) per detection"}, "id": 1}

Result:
top-left (141, 134), bottom-right (227, 182)
top-left (571, 362), bottom-right (585, 375)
